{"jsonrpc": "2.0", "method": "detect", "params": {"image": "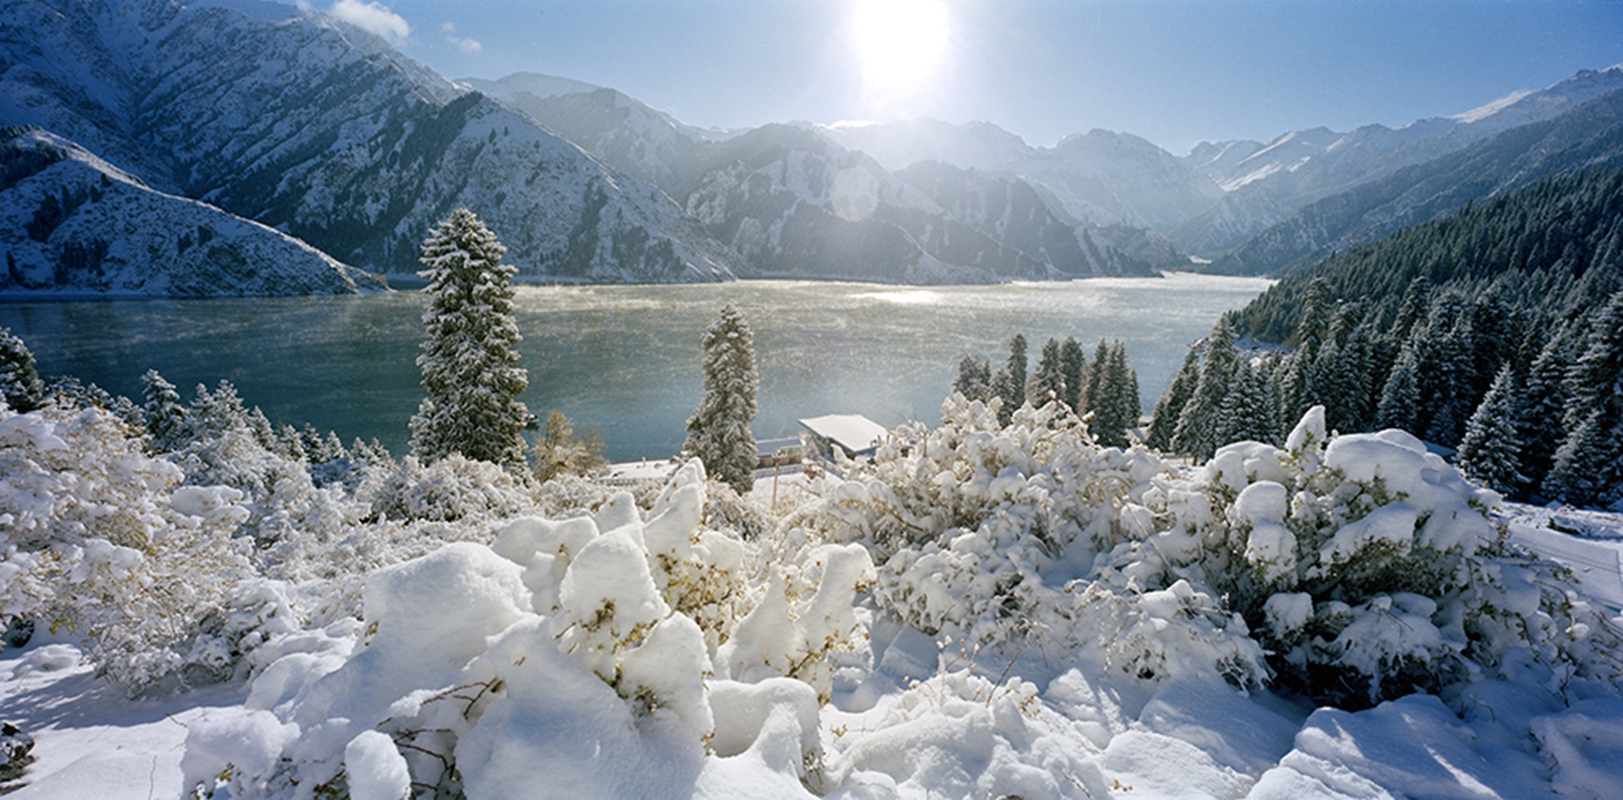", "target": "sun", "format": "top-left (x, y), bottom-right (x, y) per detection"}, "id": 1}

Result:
top-left (851, 0), bottom-right (950, 100)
